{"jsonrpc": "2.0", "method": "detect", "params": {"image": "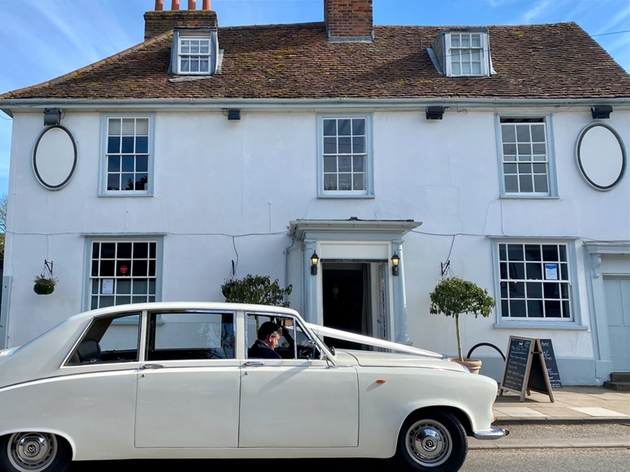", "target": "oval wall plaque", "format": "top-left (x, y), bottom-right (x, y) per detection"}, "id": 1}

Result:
top-left (33, 126), bottom-right (78, 190)
top-left (576, 123), bottom-right (626, 191)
